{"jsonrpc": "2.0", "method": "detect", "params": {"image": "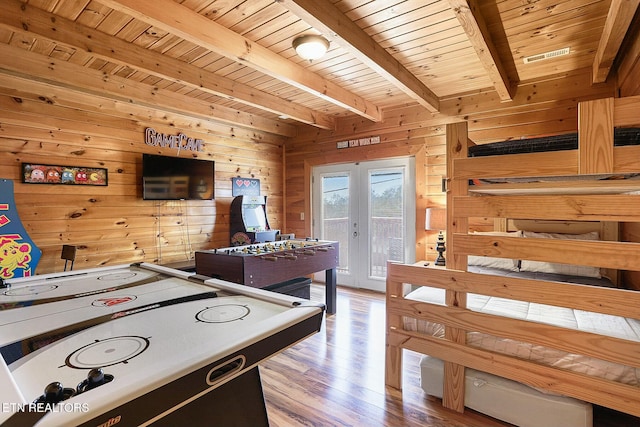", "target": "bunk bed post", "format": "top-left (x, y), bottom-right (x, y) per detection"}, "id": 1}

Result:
top-left (579, 97), bottom-right (620, 285)
top-left (385, 264), bottom-right (405, 390)
top-left (578, 97), bottom-right (614, 174)
top-left (442, 121), bottom-right (469, 413)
